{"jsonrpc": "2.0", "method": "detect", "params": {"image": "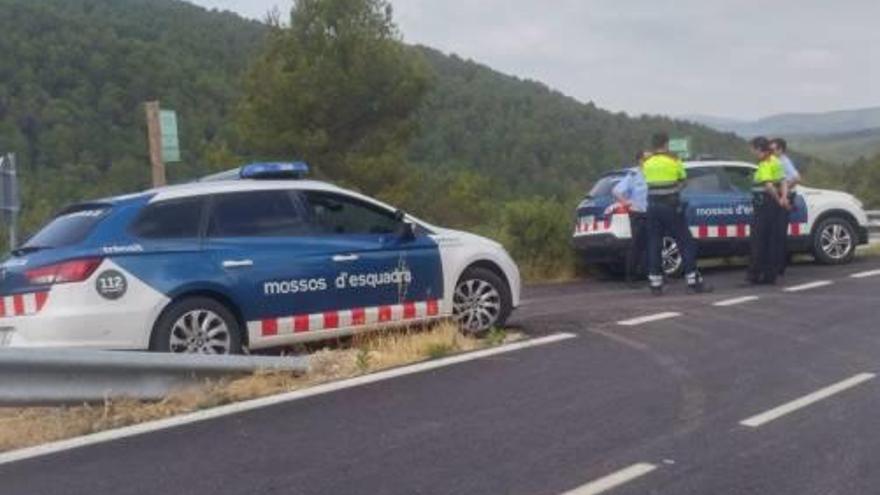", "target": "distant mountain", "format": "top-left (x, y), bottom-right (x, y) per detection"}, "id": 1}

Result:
top-left (685, 107), bottom-right (880, 138)
top-left (789, 128), bottom-right (880, 164)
